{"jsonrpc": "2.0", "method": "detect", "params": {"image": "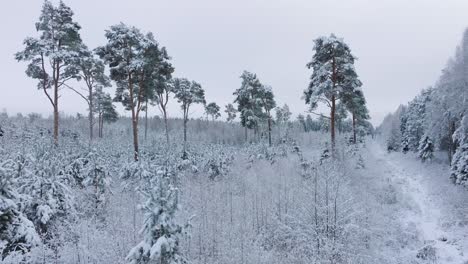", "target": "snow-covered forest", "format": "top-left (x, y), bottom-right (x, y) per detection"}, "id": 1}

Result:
top-left (1, 1), bottom-right (468, 263)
